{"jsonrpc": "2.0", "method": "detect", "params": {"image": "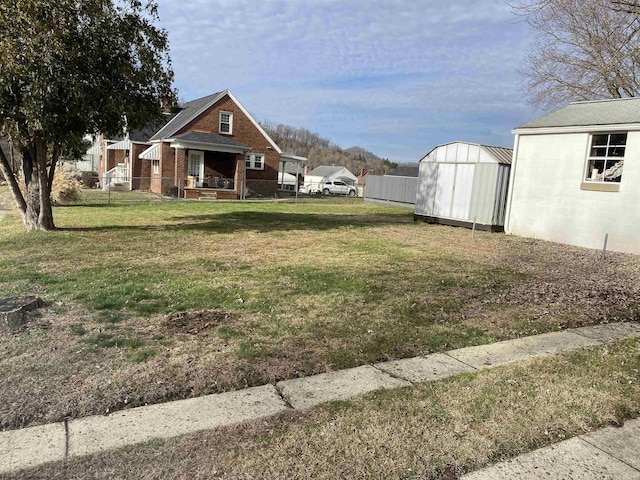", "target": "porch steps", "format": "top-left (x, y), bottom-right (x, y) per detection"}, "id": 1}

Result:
top-left (108, 182), bottom-right (130, 192)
